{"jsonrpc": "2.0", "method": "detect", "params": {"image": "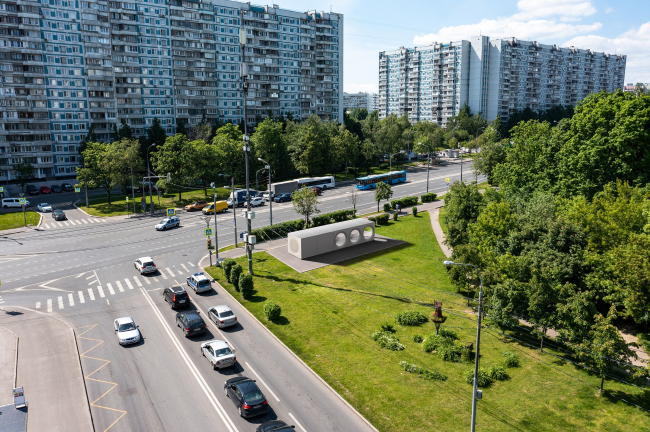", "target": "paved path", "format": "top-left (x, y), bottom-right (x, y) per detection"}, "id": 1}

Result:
top-left (0, 326), bottom-right (17, 405)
